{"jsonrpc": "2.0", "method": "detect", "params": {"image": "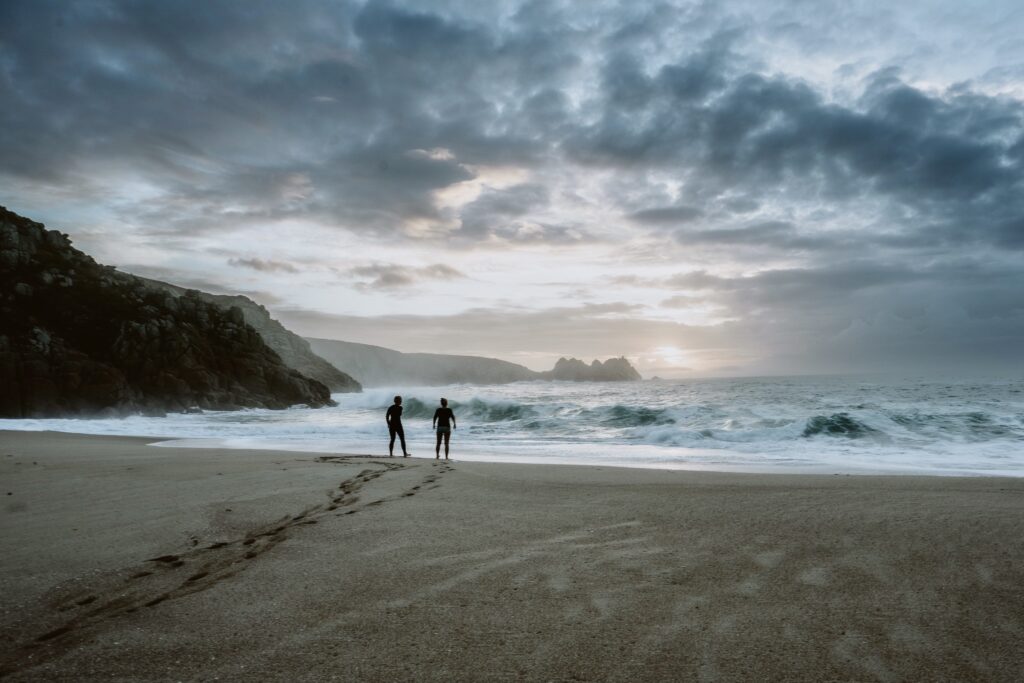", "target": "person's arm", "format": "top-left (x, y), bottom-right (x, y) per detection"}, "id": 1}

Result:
top-left (451, 409), bottom-right (456, 430)
top-left (386, 406), bottom-right (392, 426)
top-left (432, 408), bottom-right (438, 429)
